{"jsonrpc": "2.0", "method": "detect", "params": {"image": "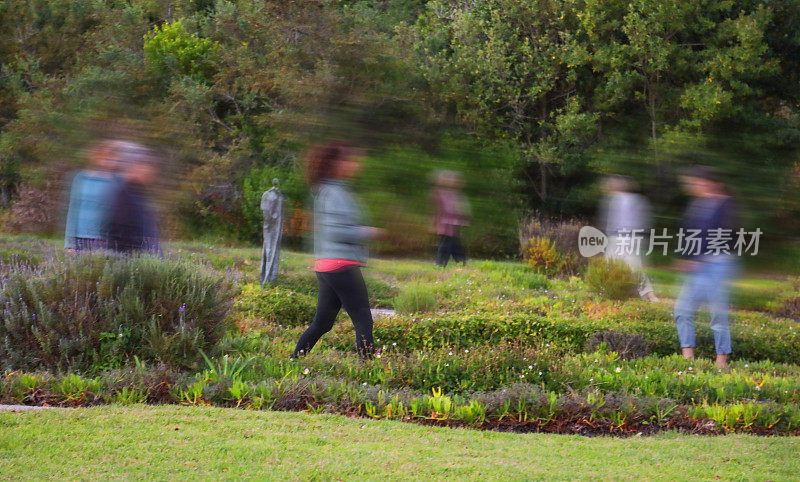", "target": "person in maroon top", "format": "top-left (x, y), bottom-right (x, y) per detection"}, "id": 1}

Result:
top-left (432, 170), bottom-right (471, 267)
